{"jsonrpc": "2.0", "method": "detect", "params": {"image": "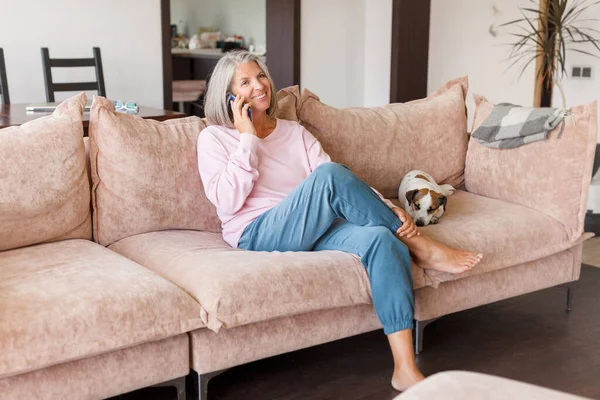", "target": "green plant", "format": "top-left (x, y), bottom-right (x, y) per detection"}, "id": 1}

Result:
top-left (501, 0), bottom-right (600, 106)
